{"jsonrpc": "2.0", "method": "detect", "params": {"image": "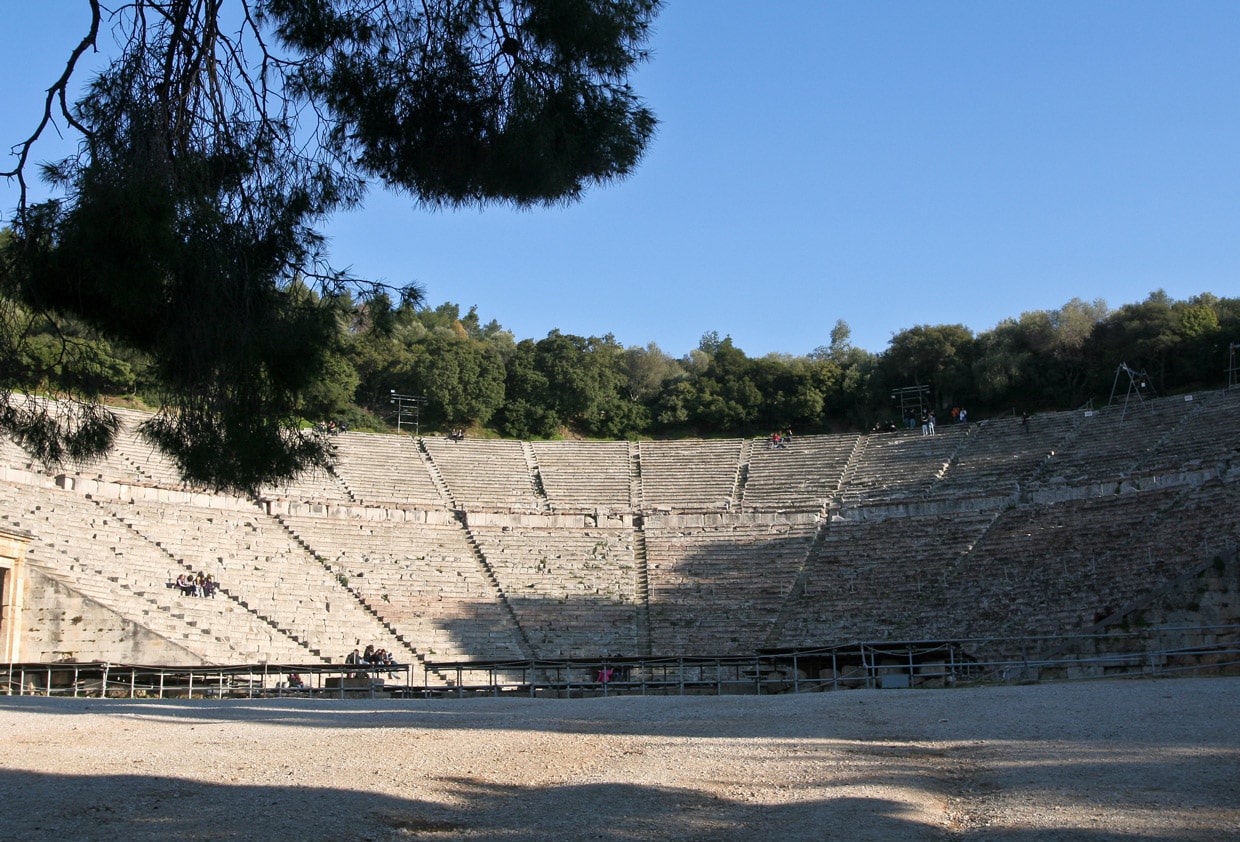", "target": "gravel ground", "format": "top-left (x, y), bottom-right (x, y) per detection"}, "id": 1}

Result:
top-left (1, 677), bottom-right (1238, 841)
